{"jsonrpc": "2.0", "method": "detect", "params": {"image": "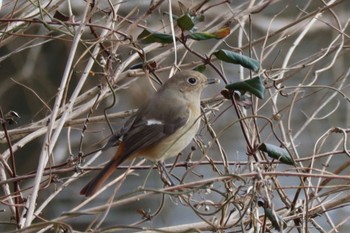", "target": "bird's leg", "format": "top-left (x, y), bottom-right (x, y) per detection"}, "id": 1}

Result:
top-left (157, 161), bottom-right (175, 186)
